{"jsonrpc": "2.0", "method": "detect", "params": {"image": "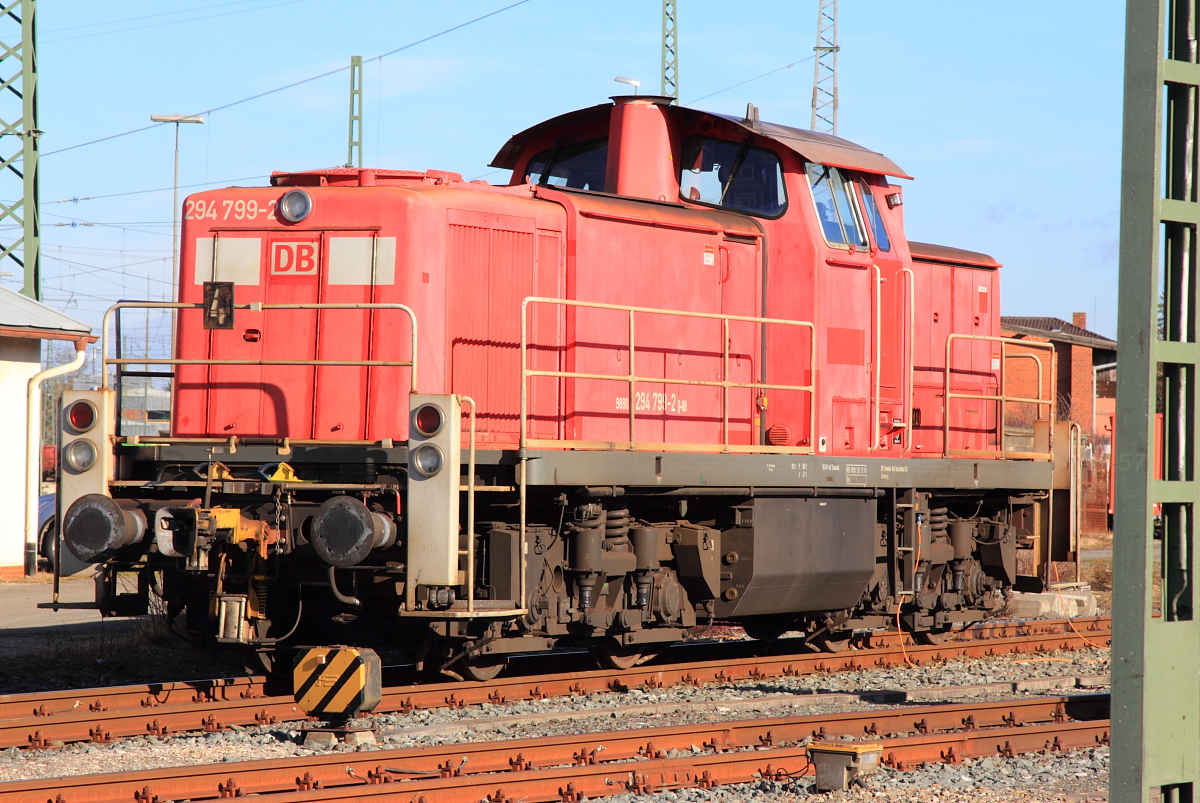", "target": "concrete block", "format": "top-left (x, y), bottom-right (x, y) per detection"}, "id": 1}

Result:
top-left (1007, 590), bottom-right (1098, 619)
top-left (1013, 676), bottom-right (1076, 692)
top-left (303, 731), bottom-right (339, 749)
top-left (343, 729), bottom-right (377, 746)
